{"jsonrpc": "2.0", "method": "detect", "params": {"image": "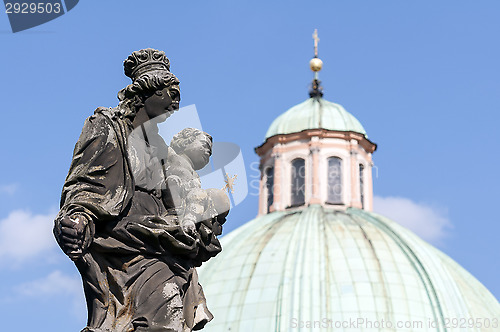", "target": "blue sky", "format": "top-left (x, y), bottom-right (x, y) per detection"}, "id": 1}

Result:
top-left (0, 1), bottom-right (499, 330)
